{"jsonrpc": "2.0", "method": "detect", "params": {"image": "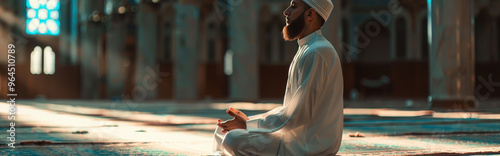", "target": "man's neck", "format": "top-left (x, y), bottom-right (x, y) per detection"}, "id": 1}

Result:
top-left (297, 26), bottom-right (321, 40)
